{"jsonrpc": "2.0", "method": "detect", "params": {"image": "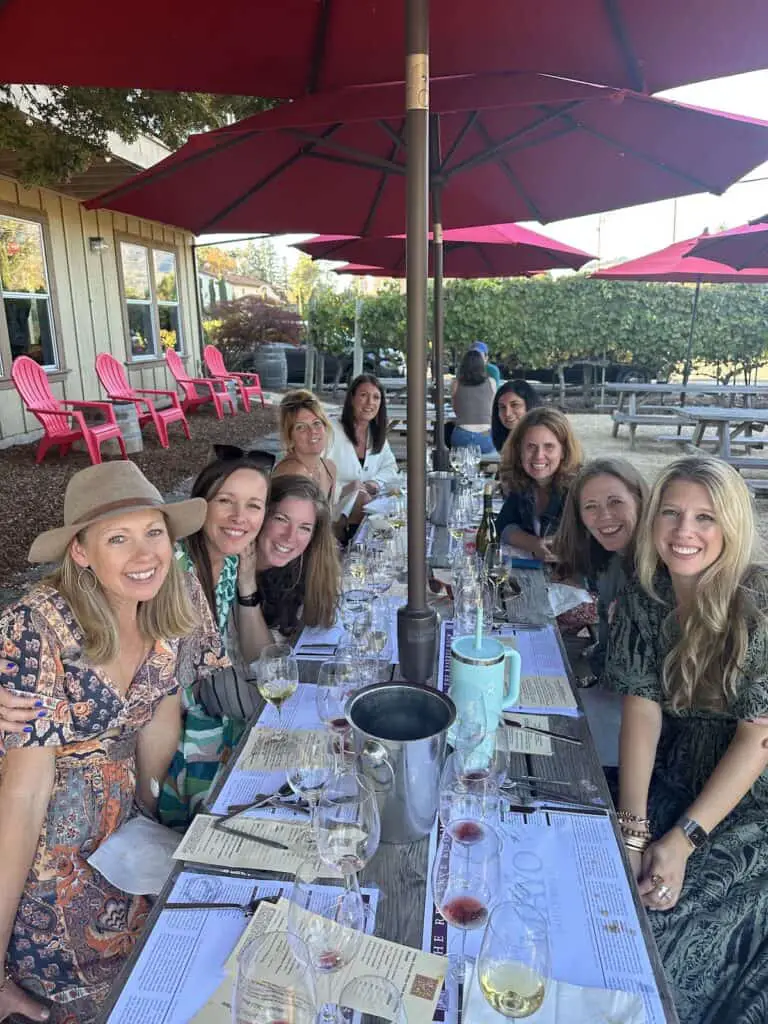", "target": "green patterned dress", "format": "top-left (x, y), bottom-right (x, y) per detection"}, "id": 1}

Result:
top-left (604, 572), bottom-right (768, 1024)
top-left (158, 545), bottom-right (244, 831)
